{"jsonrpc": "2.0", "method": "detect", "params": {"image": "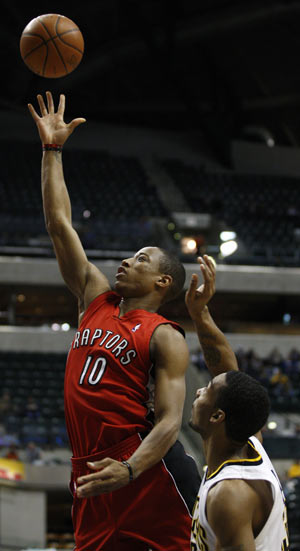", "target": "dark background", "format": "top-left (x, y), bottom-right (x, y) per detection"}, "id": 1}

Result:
top-left (2, 0), bottom-right (300, 165)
